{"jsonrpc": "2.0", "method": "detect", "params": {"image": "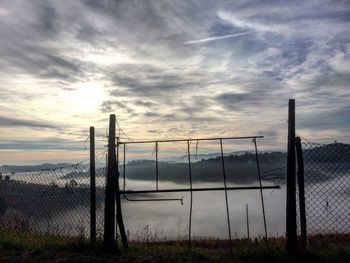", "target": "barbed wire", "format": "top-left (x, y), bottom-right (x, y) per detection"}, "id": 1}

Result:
top-left (194, 140), bottom-right (199, 160)
top-left (115, 118), bottom-right (133, 142)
